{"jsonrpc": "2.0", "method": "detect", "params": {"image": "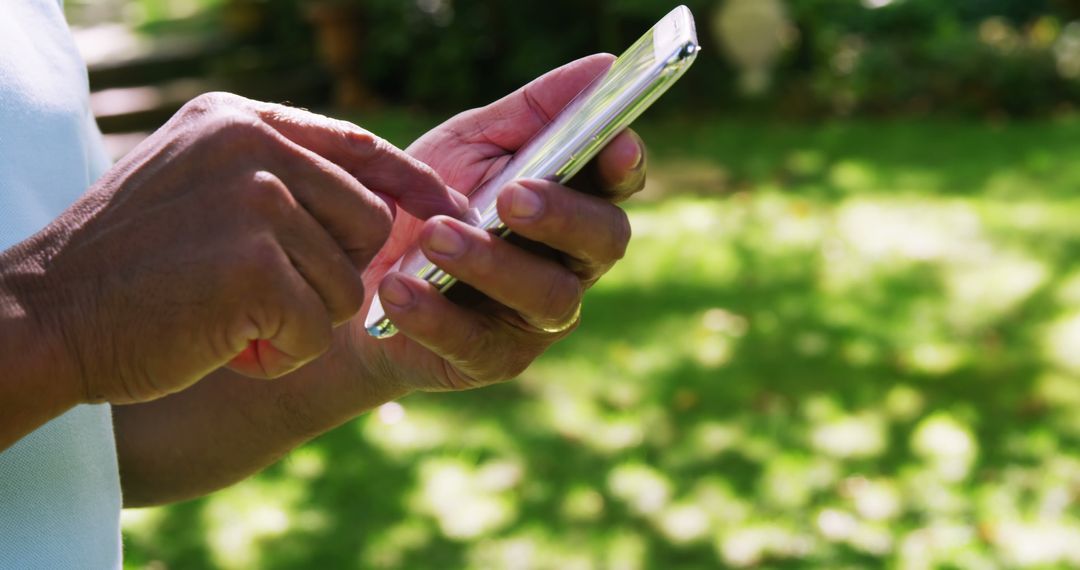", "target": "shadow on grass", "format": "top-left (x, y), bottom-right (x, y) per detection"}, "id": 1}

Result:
top-left (122, 118), bottom-right (1080, 569)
